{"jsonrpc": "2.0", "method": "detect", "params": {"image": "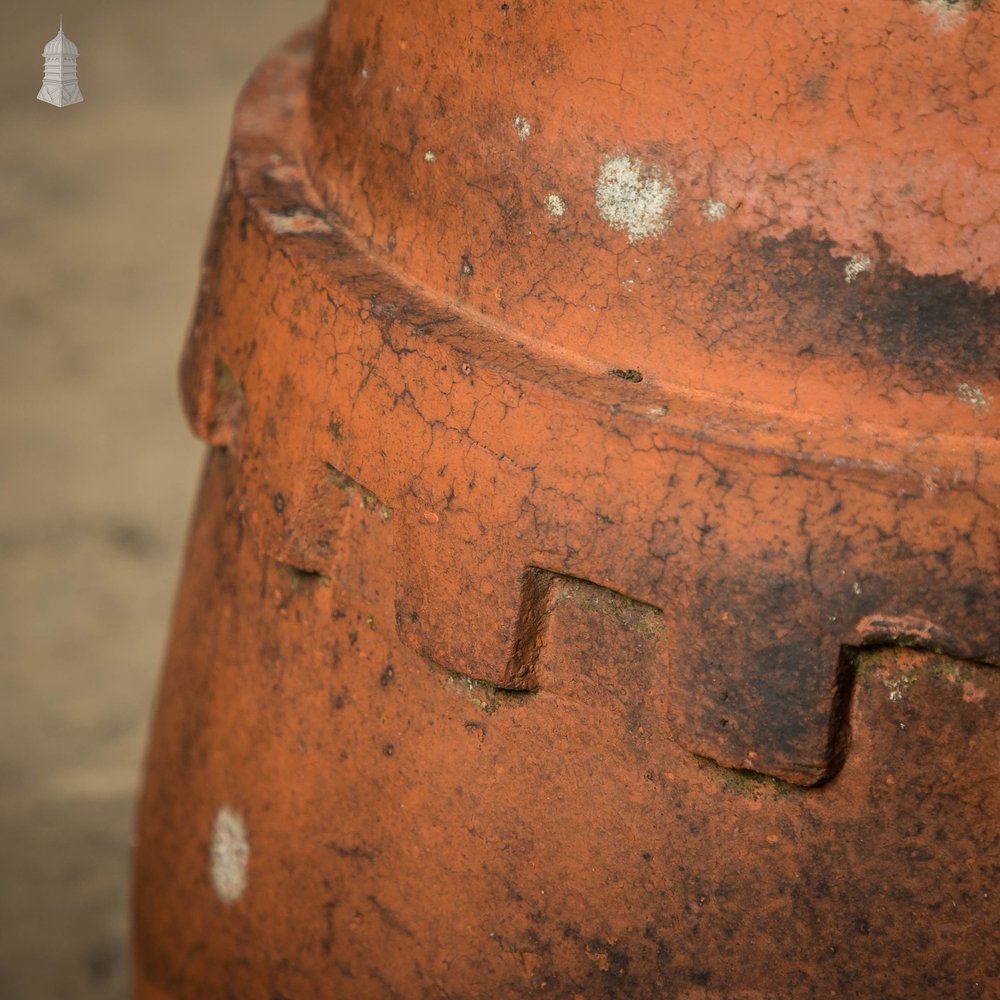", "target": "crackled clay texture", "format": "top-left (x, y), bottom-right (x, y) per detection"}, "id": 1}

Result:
top-left (134, 3), bottom-right (998, 997)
